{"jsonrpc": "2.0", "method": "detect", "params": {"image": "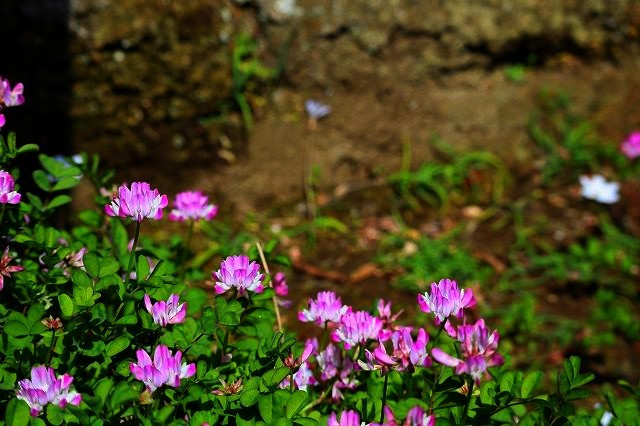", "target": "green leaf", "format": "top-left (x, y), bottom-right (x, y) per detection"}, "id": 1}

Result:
top-left (99, 256), bottom-right (121, 277)
top-left (521, 371), bottom-right (543, 398)
top-left (108, 382), bottom-right (139, 412)
top-left (571, 373), bottom-right (594, 389)
top-left (4, 320), bottom-right (30, 338)
top-left (5, 398), bottom-right (31, 426)
top-left (58, 294), bottom-right (76, 317)
top-left (565, 388), bottom-right (591, 401)
top-left (46, 404), bottom-right (65, 425)
top-left (258, 395), bottom-right (274, 423)
top-left (71, 269), bottom-right (93, 288)
top-left (136, 255), bottom-right (150, 281)
top-left (285, 390), bottom-right (309, 419)
top-left (45, 194), bottom-right (72, 211)
top-left (73, 286), bottom-right (97, 308)
top-left (200, 307), bottom-right (217, 334)
top-left (114, 315), bottom-right (138, 326)
top-left (240, 389), bottom-right (261, 407)
top-left (33, 170), bottom-right (52, 192)
top-left (83, 251), bottom-right (101, 279)
top-left (106, 335), bottom-right (131, 356)
top-left (499, 371), bottom-right (515, 393)
top-left (93, 378), bottom-right (114, 405)
top-left (16, 143), bottom-right (39, 154)
top-left (262, 367), bottom-right (291, 388)
top-left (51, 176), bottom-right (81, 191)
top-left (95, 275), bottom-right (120, 291)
